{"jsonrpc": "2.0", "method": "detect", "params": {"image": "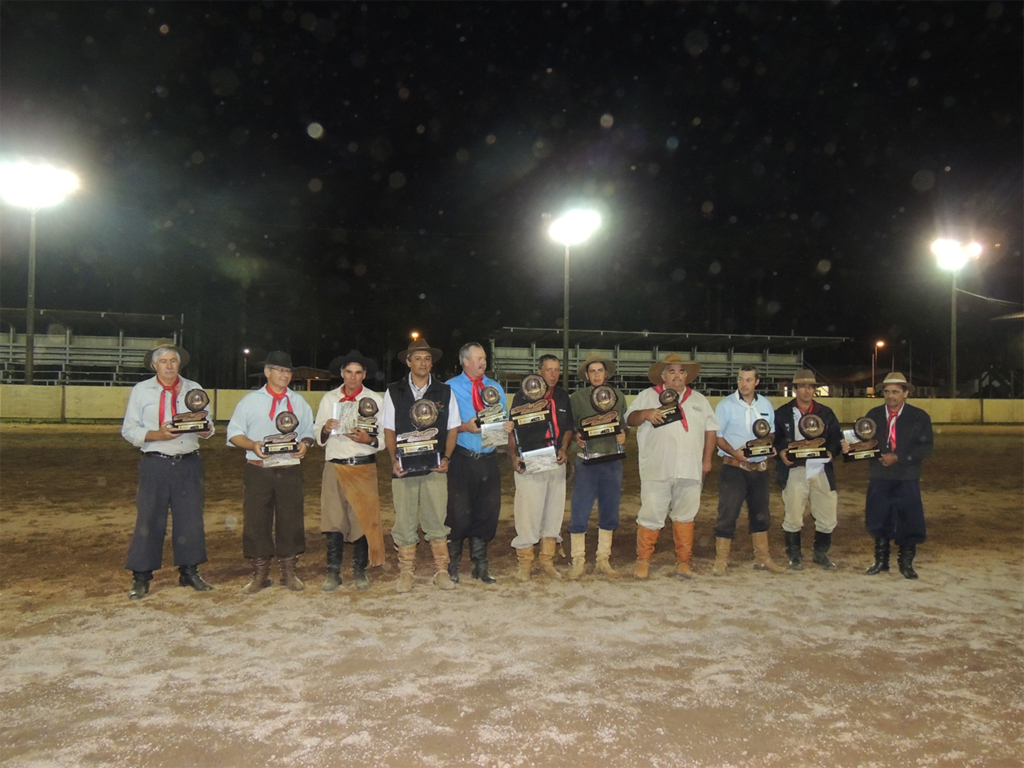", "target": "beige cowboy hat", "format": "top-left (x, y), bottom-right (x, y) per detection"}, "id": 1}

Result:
top-left (143, 338), bottom-right (189, 371)
top-left (577, 350), bottom-right (616, 380)
top-left (648, 353), bottom-right (701, 385)
top-left (877, 371), bottom-right (915, 395)
top-left (398, 337), bottom-right (443, 364)
top-left (791, 369), bottom-right (819, 386)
